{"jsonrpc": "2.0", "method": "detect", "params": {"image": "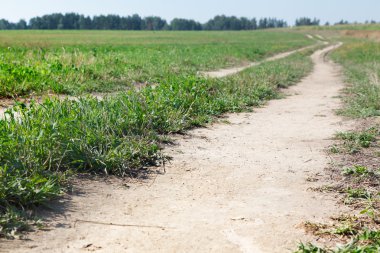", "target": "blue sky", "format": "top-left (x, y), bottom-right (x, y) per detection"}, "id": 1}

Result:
top-left (1, 0), bottom-right (379, 24)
